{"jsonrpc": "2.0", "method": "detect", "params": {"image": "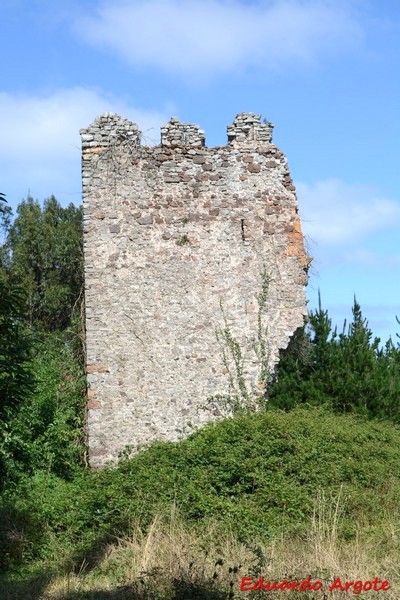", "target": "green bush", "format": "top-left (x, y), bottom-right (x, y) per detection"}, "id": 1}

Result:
top-left (3, 406), bottom-right (400, 572)
top-left (1, 331), bottom-right (86, 488)
top-left (0, 281), bottom-right (34, 487)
